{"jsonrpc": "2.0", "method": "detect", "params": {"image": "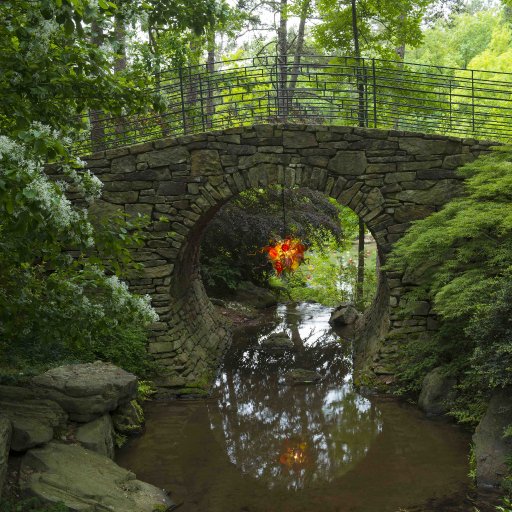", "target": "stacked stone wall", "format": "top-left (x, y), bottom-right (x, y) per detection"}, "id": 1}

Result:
top-left (84, 124), bottom-right (495, 392)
